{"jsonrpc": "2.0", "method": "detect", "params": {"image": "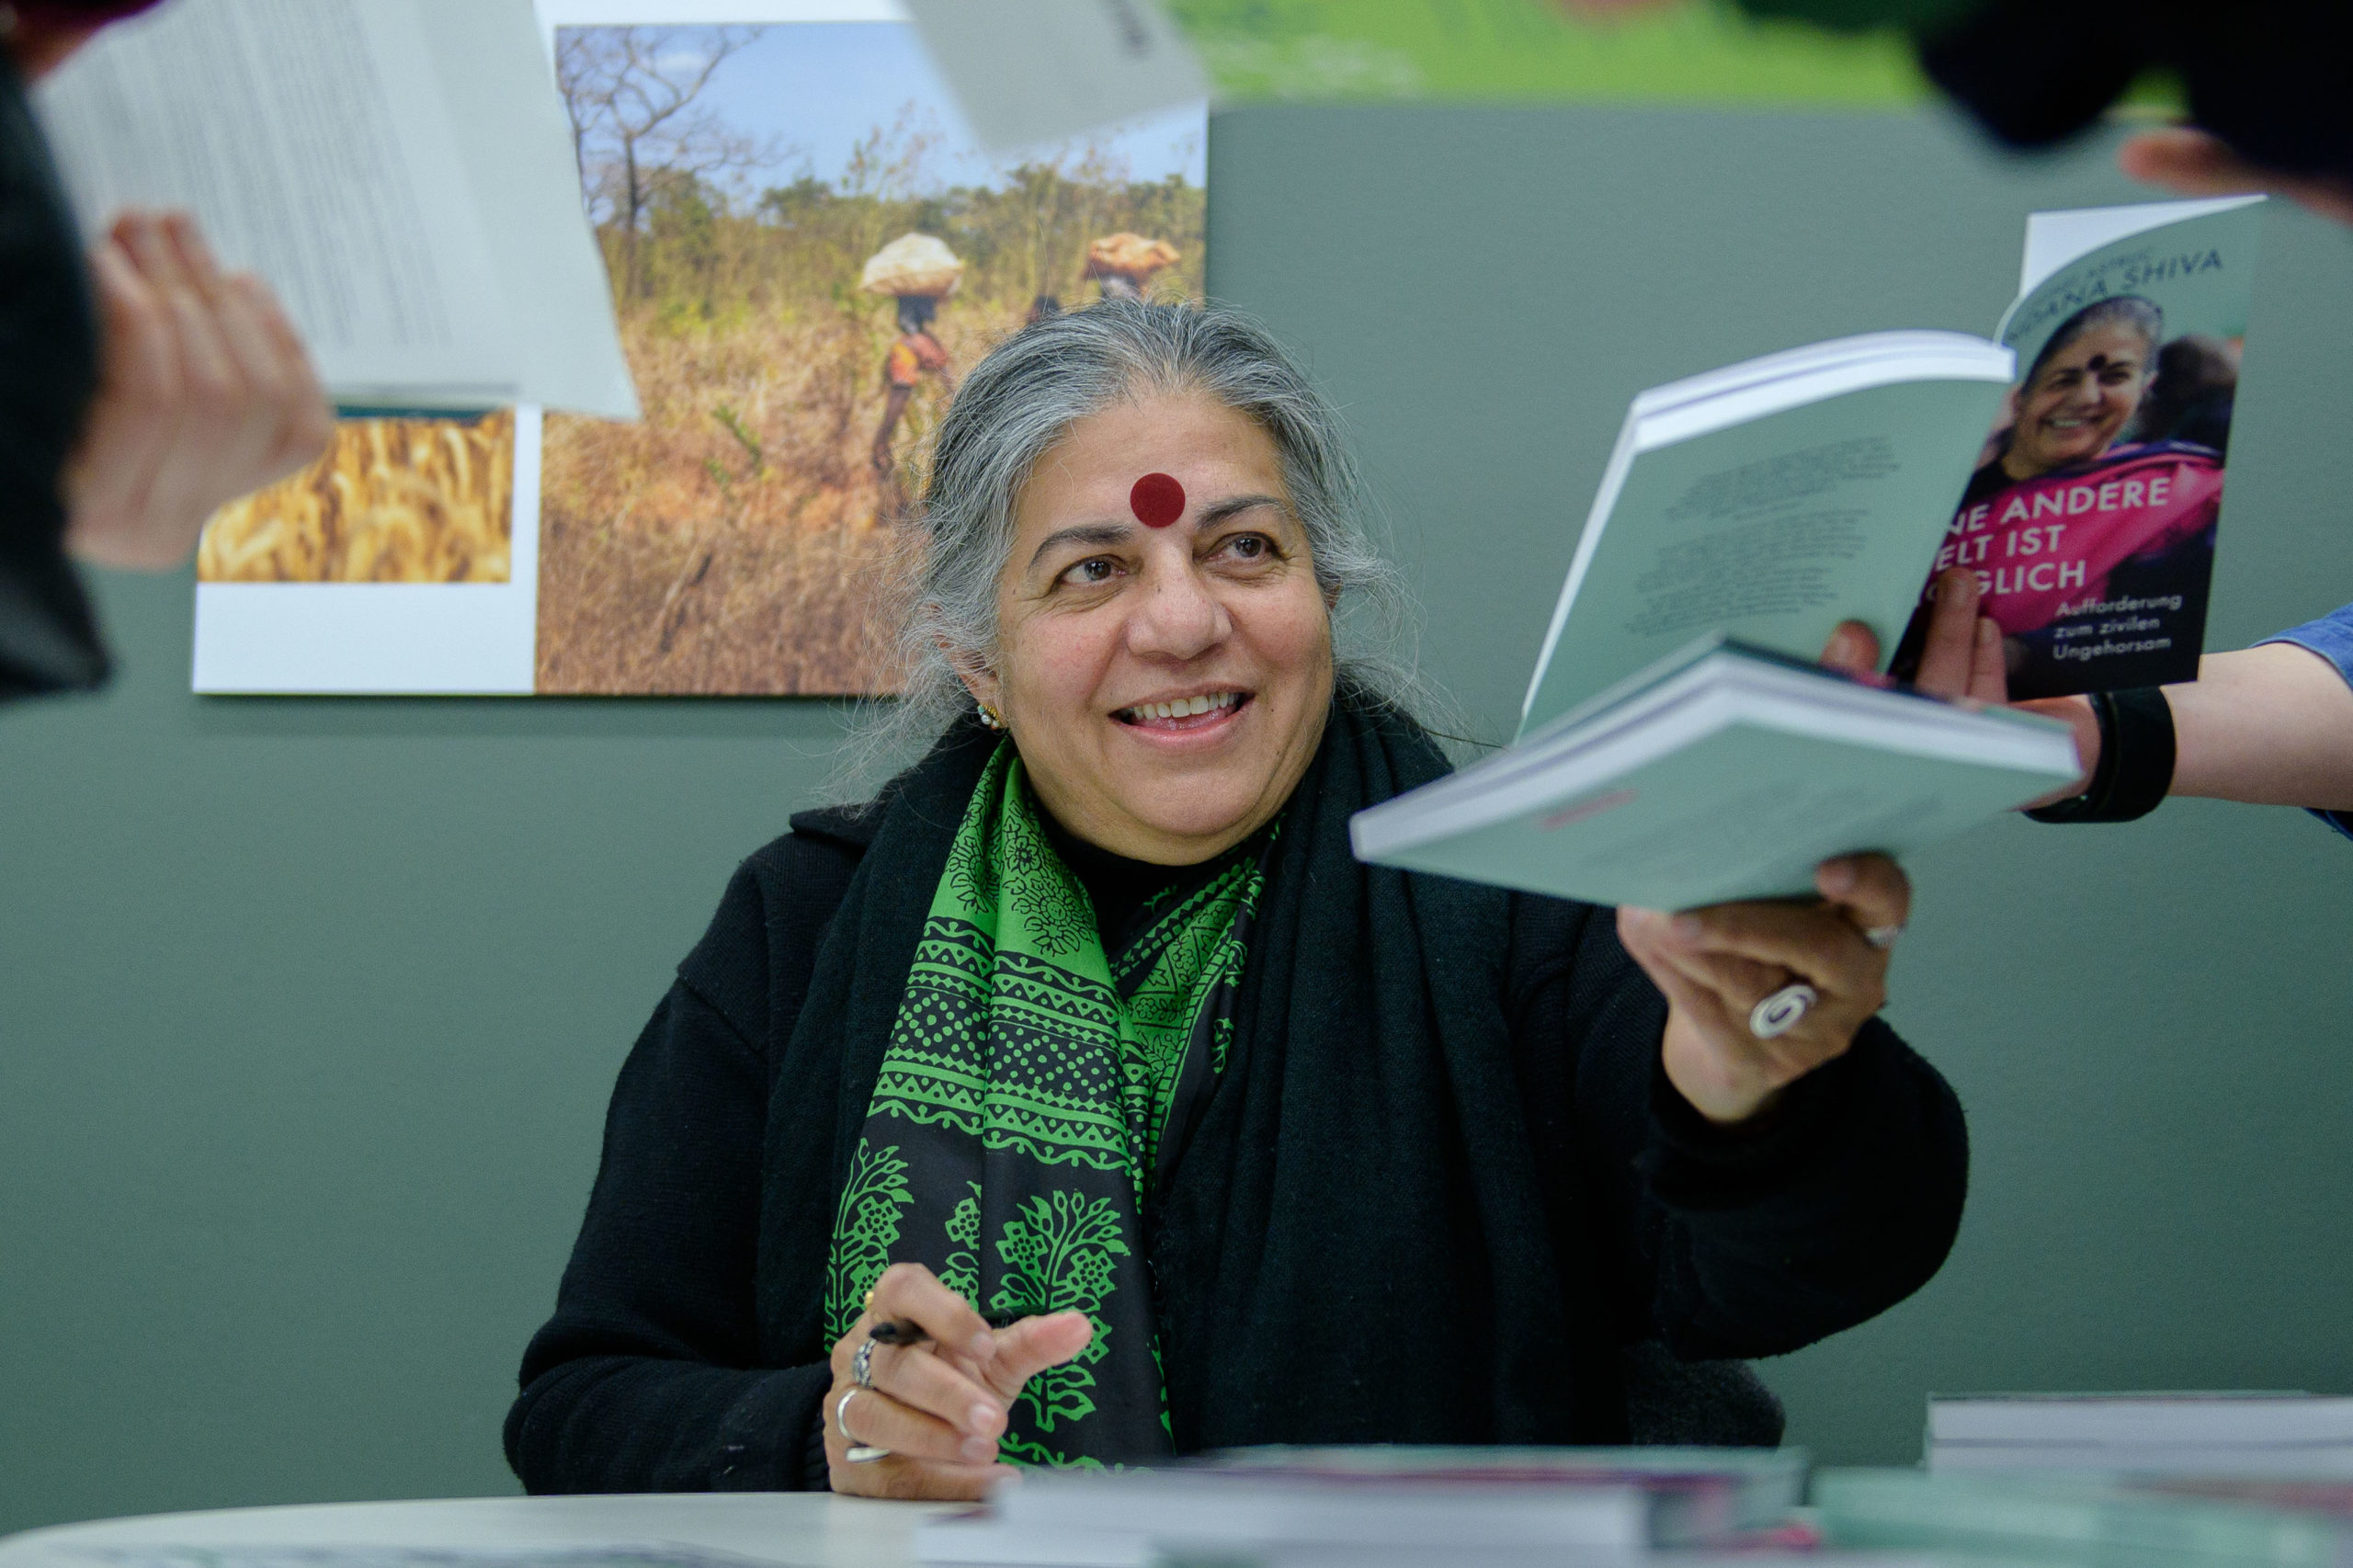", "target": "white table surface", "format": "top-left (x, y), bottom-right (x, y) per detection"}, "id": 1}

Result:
top-left (0, 1494), bottom-right (959, 1568)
